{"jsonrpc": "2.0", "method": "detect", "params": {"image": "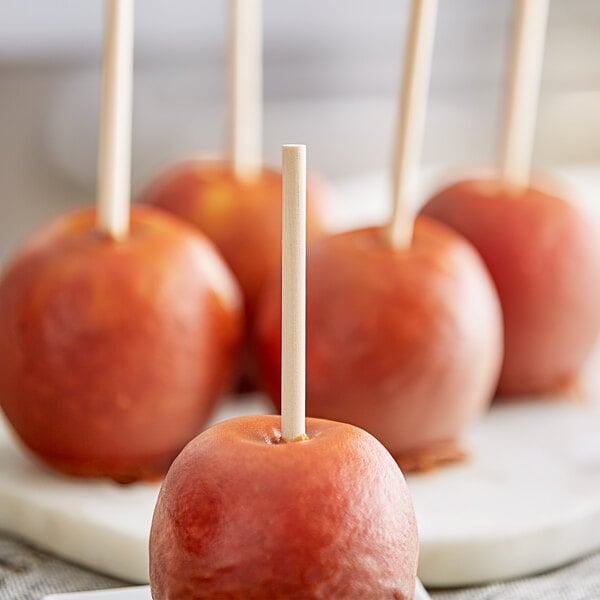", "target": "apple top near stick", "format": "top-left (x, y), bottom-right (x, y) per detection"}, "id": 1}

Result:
top-left (500, 0), bottom-right (550, 191)
top-left (280, 145), bottom-right (307, 442)
top-left (387, 0), bottom-right (438, 250)
top-left (96, 0), bottom-right (134, 241)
